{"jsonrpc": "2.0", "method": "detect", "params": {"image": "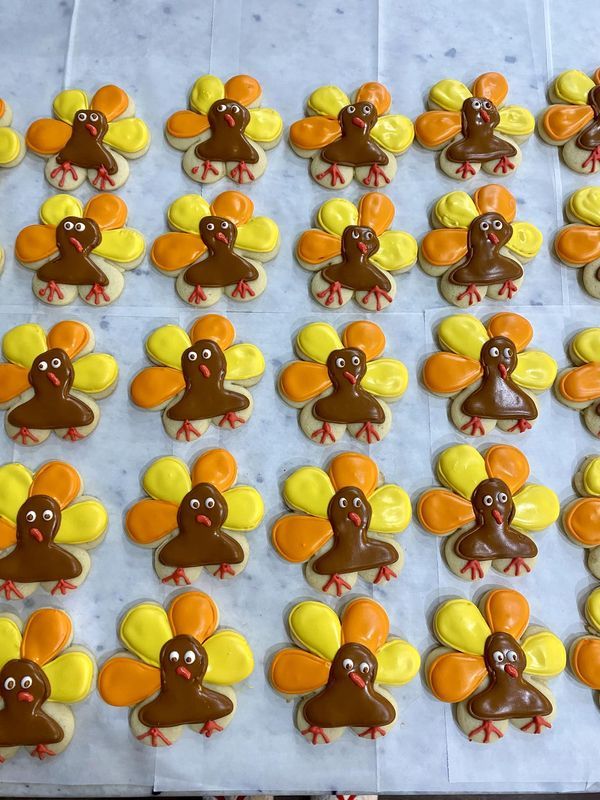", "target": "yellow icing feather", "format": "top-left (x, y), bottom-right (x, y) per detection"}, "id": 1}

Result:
top-left (0, 128), bottom-right (21, 165)
top-left (513, 485), bottom-right (559, 531)
top-left (283, 467), bottom-right (334, 518)
top-left (317, 198), bottom-right (358, 238)
top-left (72, 354), bottom-right (119, 394)
top-left (583, 458), bottom-right (600, 496)
top-left (372, 230), bottom-right (417, 271)
top-left (143, 457), bottom-right (191, 505)
top-left (95, 228), bottom-right (145, 264)
top-left (435, 192), bottom-right (478, 229)
top-left (2, 323), bottom-right (47, 369)
top-left (363, 358), bottom-right (408, 399)
top-left (236, 216), bottom-right (279, 253)
top-left (307, 85), bottom-right (350, 118)
top-left (40, 194), bottom-right (83, 227)
top-left (371, 114), bottom-right (414, 154)
top-left (513, 351), bottom-right (557, 391)
top-left (0, 617), bottom-right (22, 669)
top-left (204, 630), bottom-right (254, 685)
top-left (497, 105), bottom-right (535, 137)
top-left (247, 108), bottom-right (283, 143)
top-left (297, 322), bottom-right (343, 364)
top-left (369, 484), bottom-right (411, 533)
top-left (0, 463), bottom-right (33, 524)
top-left (586, 587), bottom-right (600, 631)
top-left (376, 639), bottom-right (421, 685)
top-left (53, 89), bottom-right (88, 124)
top-left (554, 69), bottom-right (595, 105)
top-left (437, 444), bottom-right (487, 499)
top-left (224, 343), bottom-right (265, 382)
top-left (568, 187), bottom-right (600, 227)
top-left (120, 603), bottom-right (172, 667)
top-left (45, 651), bottom-right (94, 703)
top-left (522, 631), bottom-right (566, 677)
top-left (190, 75), bottom-right (225, 115)
top-left (507, 222), bottom-right (543, 259)
top-left (146, 325), bottom-right (190, 369)
top-left (223, 486), bottom-right (264, 531)
top-left (289, 601), bottom-right (341, 660)
top-left (434, 598), bottom-right (490, 656)
top-left (104, 118), bottom-right (150, 155)
top-left (572, 328), bottom-right (600, 364)
top-left (168, 194), bottom-right (211, 234)
top-left (438, 314), bottom-right (488, 360)
top-left (430, 79), bottom-right (471, 111)
top-left (56, 499), bottom-right (108, 545)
